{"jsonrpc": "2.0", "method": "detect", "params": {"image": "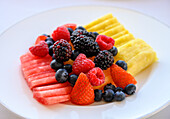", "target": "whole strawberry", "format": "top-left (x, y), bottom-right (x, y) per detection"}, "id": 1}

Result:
top-left (110, 64), bottom-right (137, 89)
top-left (72, 54), bottom-right (95, 75)
top-left (70, 73), bottom-right (94, 105)
top-left (52, 26), bottom-right (70, 42)
top-left (29, 41), bottom-right (49, 57)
